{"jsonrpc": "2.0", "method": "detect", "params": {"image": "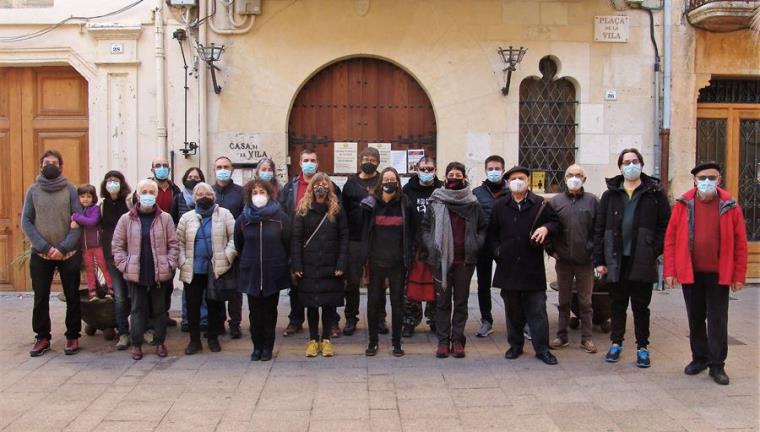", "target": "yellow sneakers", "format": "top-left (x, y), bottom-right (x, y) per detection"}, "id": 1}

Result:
top-left (321, 339), bottom-right (335, 357)
top-left (305, 339), bottom-right (319, 357)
